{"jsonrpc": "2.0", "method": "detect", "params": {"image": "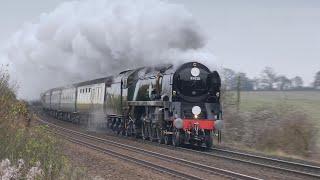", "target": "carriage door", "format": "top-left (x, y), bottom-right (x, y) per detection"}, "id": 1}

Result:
top-left (96, 87), bottom-right (101, 104)
top-left (90, 88), bottom-right (95, 105)
top-left (121, 77), bottom-right (127, 110)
